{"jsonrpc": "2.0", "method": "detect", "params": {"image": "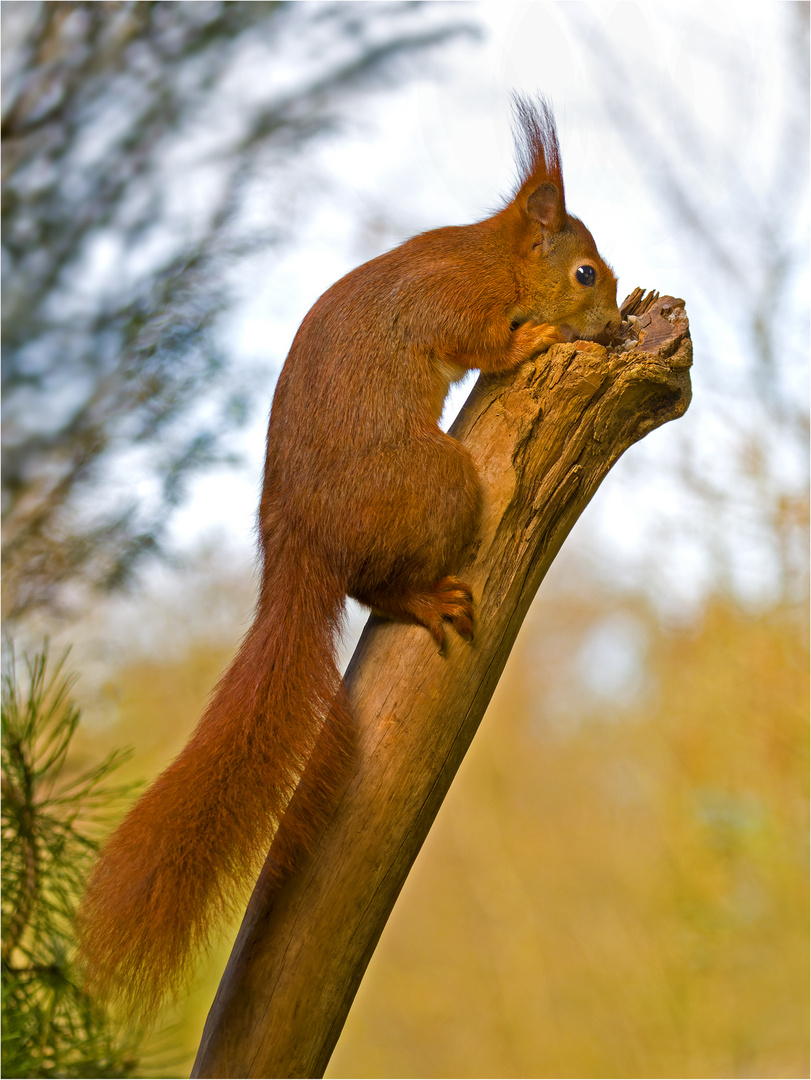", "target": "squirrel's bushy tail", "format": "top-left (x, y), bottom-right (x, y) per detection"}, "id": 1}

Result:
top-left (76, 550), bottom-right (352, 1016)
